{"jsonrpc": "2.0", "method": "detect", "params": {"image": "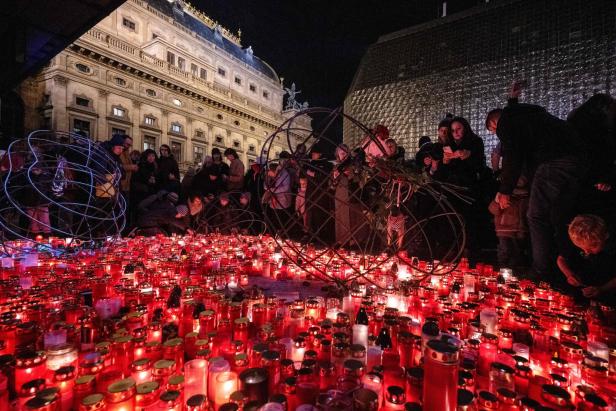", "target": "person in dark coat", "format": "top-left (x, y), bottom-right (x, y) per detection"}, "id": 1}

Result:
top-left (157, 144), bottom-right (180, 193)
top-left (442, 116), bottom-right (486, 188)
top-left (136, 190), bottom-right (186, 235)
top-left (305, 145), bottom-right (334, 243)
top-left (567, 94), bottom-right (616, 223)
top-left (192, 148), bottom-right (230, 196)
top-left (486, 102), bottom-right (587, 281)
top-left (131, 149), bottom-right (158, 208)
top-left (244, 157), bottom-right (265, 219)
